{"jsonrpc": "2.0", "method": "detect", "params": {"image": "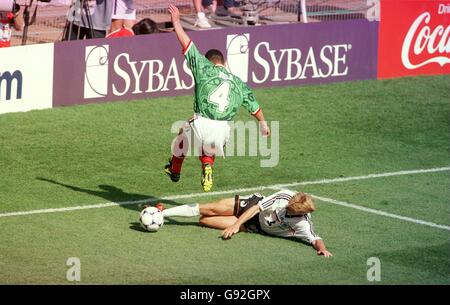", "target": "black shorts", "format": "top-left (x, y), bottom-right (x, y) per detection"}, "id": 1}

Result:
top-left (233, 193), bottom-right (264, 233)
